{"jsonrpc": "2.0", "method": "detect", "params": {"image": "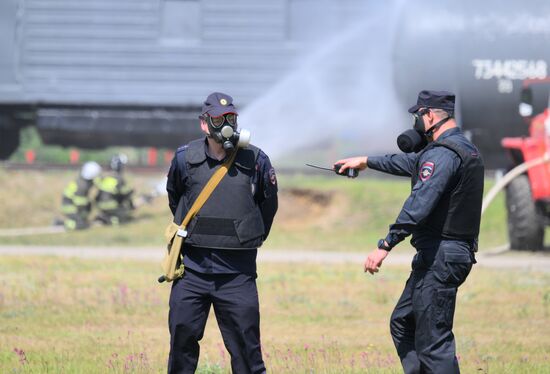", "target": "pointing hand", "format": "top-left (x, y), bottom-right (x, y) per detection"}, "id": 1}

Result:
top-left (334, 156), bottom-right (368, 175)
